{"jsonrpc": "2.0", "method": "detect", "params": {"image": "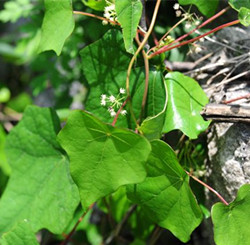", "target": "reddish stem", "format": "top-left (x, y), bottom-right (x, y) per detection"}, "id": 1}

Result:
top-left (172, 6), bottom-right (230, 47)
top-left (60, 203), bottom-right (95, 245)
top-left (112, 98), bottom-right (129, 127)
top-left (185, 170), bottom-right (229, 206)
top-left (149, 20), bottom-right (240, 58)
top-left (222, 93), bottom-right (250, 104)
